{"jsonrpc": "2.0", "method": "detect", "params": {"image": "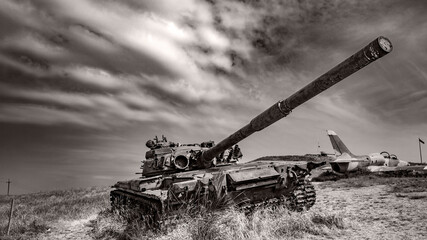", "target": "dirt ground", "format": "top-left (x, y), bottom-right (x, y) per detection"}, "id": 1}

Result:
top-left (21, 179), bottom-right (427, 240)
top-left (312, 181), bottom-right (427, 240)
top-left (33, 214), bottom-right (97, 240)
